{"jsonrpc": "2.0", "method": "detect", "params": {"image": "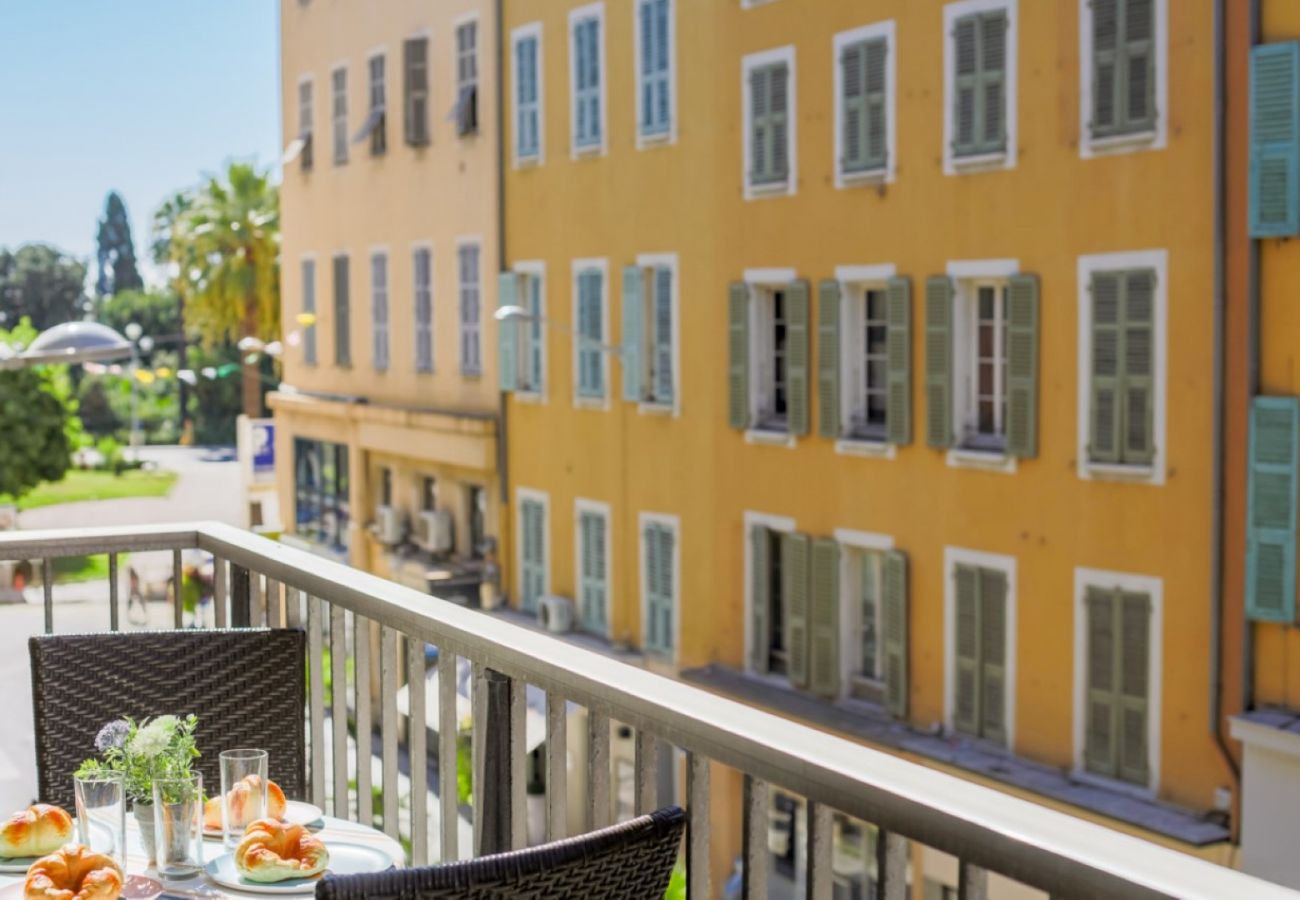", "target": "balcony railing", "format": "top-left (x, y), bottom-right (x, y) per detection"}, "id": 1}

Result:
top-left (0, 521), bottom-right (1292, 900)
